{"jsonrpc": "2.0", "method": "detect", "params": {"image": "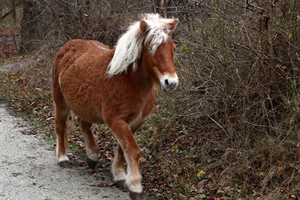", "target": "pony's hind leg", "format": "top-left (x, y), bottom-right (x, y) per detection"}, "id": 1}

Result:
top-left (78, 119), bottom-right (99, 169)
top-left (54, 105), bottom-right (70, 167)
top-left (112, 144), bottom-right (127, 189)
